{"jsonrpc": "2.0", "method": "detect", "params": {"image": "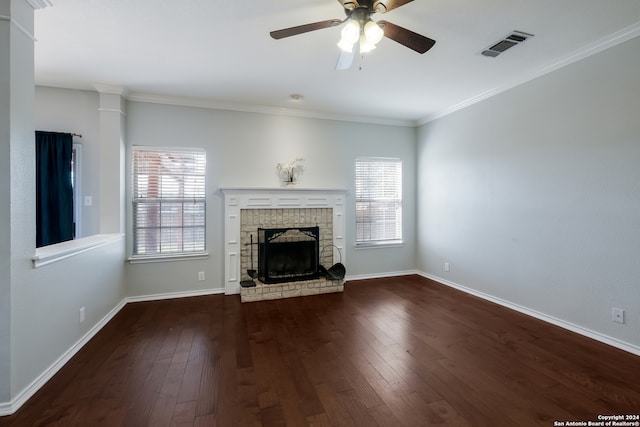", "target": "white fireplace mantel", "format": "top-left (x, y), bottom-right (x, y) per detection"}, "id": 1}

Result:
top-left (220, 187), bottom-right (348, 295)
